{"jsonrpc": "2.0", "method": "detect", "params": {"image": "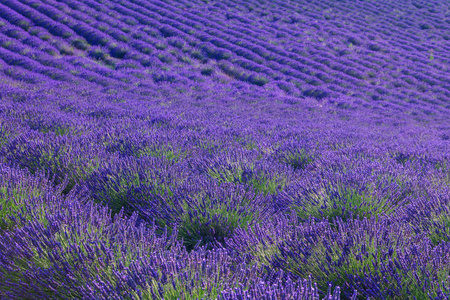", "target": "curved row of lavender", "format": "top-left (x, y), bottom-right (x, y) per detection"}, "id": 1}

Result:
top-left (0, 0), bottom-right (449, 299)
